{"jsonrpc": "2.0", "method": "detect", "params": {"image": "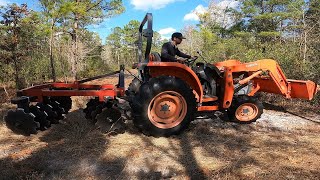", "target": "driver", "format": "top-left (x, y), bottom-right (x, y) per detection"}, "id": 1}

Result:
top-left (161, 32), bottom-right (193, 63)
